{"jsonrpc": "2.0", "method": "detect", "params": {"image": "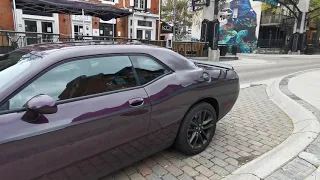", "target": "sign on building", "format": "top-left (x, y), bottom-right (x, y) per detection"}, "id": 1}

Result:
top-left (161, 22), bottom-right (173, 34)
